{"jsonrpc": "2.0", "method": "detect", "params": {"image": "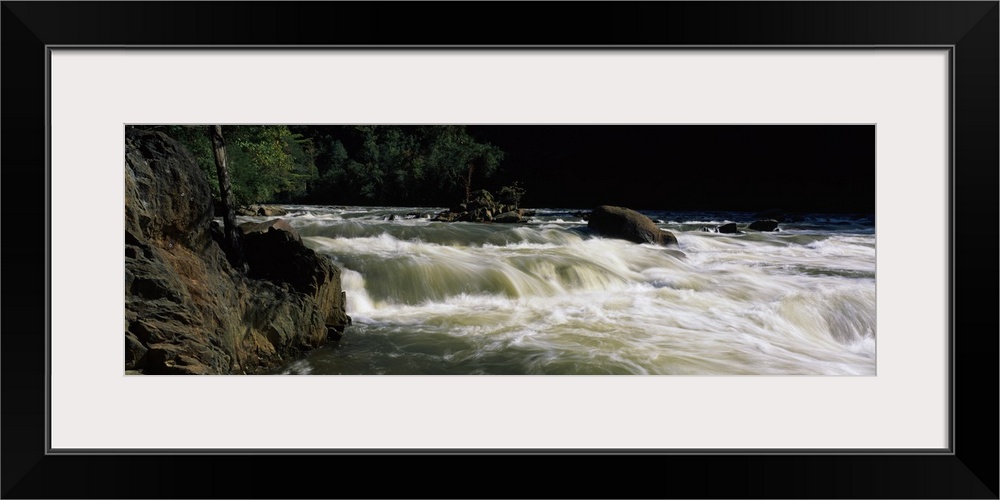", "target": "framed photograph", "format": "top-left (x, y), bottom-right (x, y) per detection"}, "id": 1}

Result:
top-left (3, 2), bottom-right (996, 498)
